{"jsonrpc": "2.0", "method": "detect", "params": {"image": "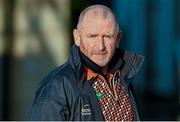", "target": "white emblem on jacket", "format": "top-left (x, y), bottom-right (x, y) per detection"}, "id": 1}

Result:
top-left (81, 104), bottom-right (91, 115)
